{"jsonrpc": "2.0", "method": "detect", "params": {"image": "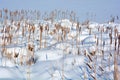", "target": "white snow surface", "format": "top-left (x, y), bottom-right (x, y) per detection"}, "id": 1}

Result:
top-left (0, 19), bottom-right (120, 80)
